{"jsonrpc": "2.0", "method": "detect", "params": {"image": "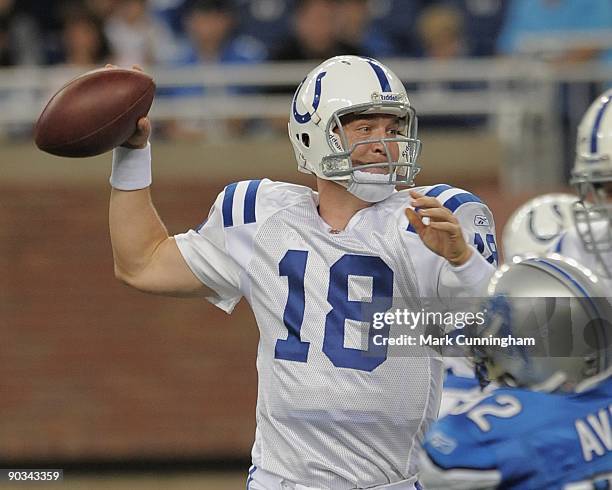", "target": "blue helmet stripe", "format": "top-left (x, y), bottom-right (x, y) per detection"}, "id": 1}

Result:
top-left (533, 258), bottom-right (608, 367)
top-left (243, 179), bottom-right (262, 224)
top-left (590, 95), bottom-right (612, 153)
top-left (222, 182), bottom-right (238, 227)
top-left (365, 59), bottom-right (391, 92)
